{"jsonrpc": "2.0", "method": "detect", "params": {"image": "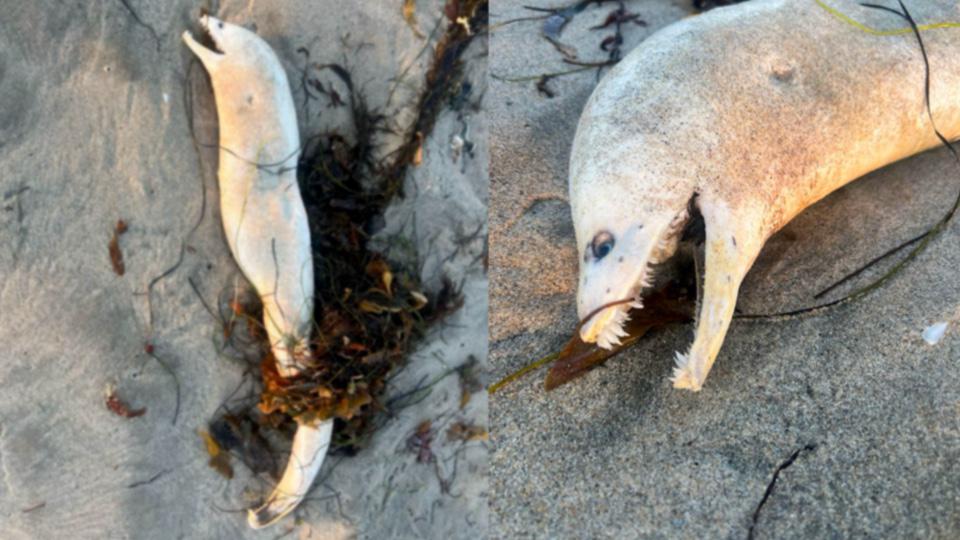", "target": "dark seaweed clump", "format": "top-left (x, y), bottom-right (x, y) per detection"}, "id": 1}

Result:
top-left (255, 66), bottom-right (464, 450)
top-left (693, 0), bottom-right (749, 11)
